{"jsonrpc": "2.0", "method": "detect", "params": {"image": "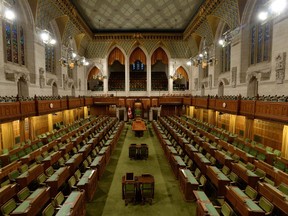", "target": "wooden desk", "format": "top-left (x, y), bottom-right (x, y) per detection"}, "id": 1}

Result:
top-left (193, 153), bottom-right (211, 175)
top-left (0, 183), bottom-right (17, 206)
top-left (78, 144), bottom-right (92, 159)
top-left (231, 163), bottom-right (259, 187)
top-left (77, 169), bottom-right (98, 201)
top-left (46, 167), bottom-right (70, 197)
top-left (132, 120), bottom-right (147, 137)
top-left (202, 142), bottom-right (217, 157)
top-left (11, 187), bottom-right (51, 216)
top-left (258, 182), bottom-right (288, 213)
top-left (56, 190), bottom-right (86, 216)
top-left (90, 155), bottom-right (105, 179)
top-left (42, 151), bottom-right (61, 169)
top-left (185, 144), bottom-right (198, 159)
top-left (0, 161), bottom-right (21, 182)
top-left (197, 200), bottom-right (220, 216)
top-left (121, 174), bottom-right (155, 200)
top-left (16, 164), bottom-right (44, 189)
top-left (170, 155), bottom-right (186, 179)
top-left (193, 190), bottom-right (210, 203)
top-left (214, 150), bottom-right (234, 169)
top-left (179, 168), bottom-right (199, 201)
top-left (226, 186), bottom-right (265, 216)
top-left (65, 153), bottom-right (83, 174)
top-left (206, 166), bottom-right (230, 196)
top-left (59, 142), bottom-right (74, 156)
